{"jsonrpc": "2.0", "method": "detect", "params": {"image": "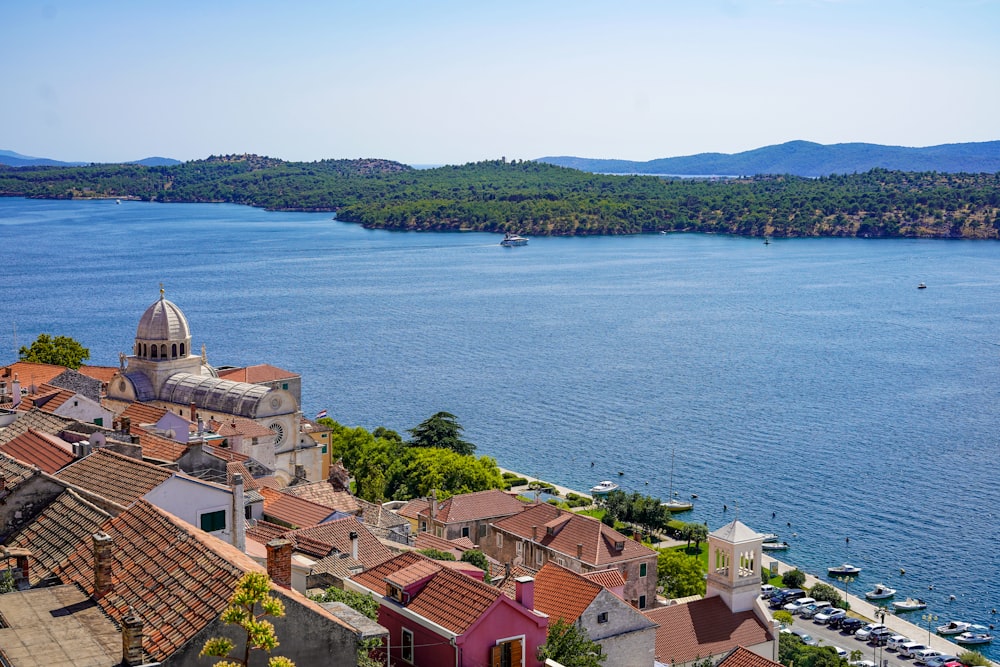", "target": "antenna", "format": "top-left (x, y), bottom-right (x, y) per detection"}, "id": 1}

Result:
top-left (12, 322), bottom-right (17, 357)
